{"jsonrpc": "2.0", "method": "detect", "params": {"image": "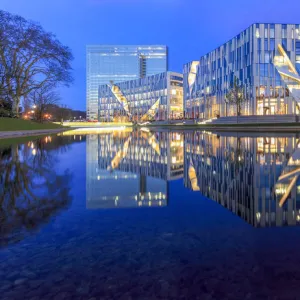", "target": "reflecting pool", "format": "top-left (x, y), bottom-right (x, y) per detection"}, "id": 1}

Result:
top-left (1, 128), bottom-right (300, 299)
